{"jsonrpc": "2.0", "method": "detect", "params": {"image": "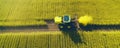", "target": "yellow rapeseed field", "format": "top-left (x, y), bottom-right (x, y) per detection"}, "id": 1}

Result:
top-left (0, 31), bottom-right (120, 48)
top-left (0, 0), bottom-right (120, 26)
